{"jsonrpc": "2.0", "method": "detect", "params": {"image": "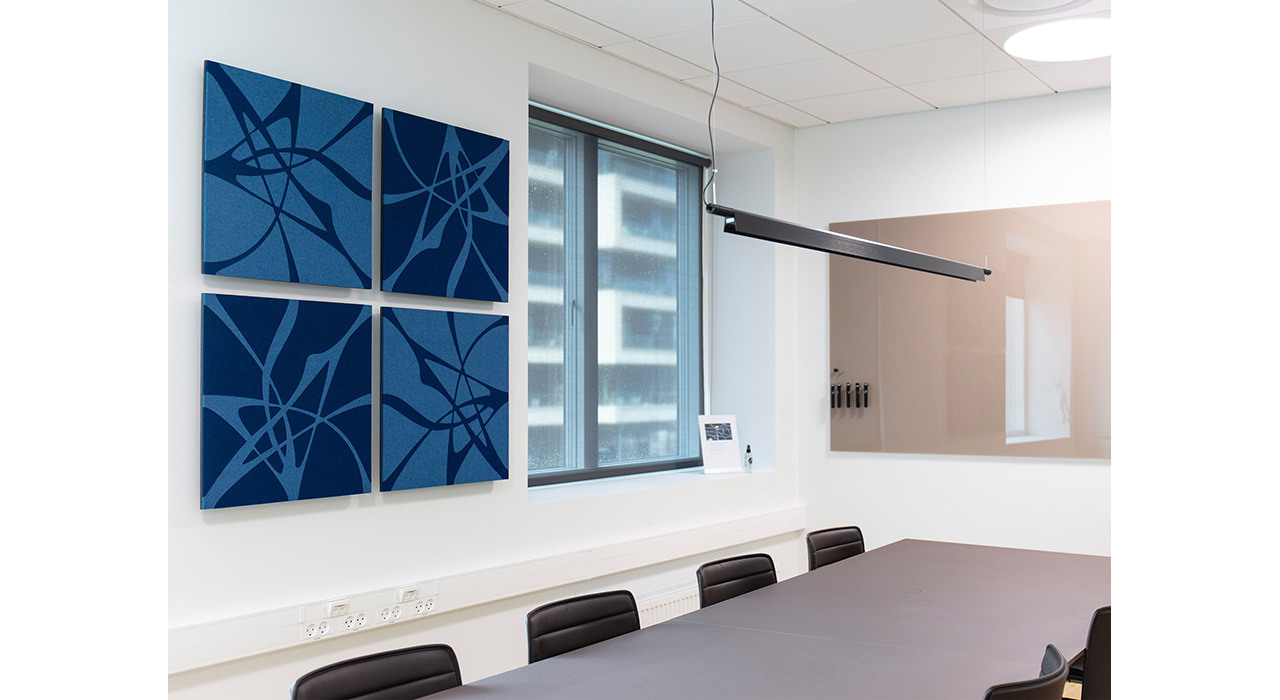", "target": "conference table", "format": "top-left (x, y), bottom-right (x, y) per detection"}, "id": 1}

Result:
top-left (437, 539), bottom-right (1110, 699)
